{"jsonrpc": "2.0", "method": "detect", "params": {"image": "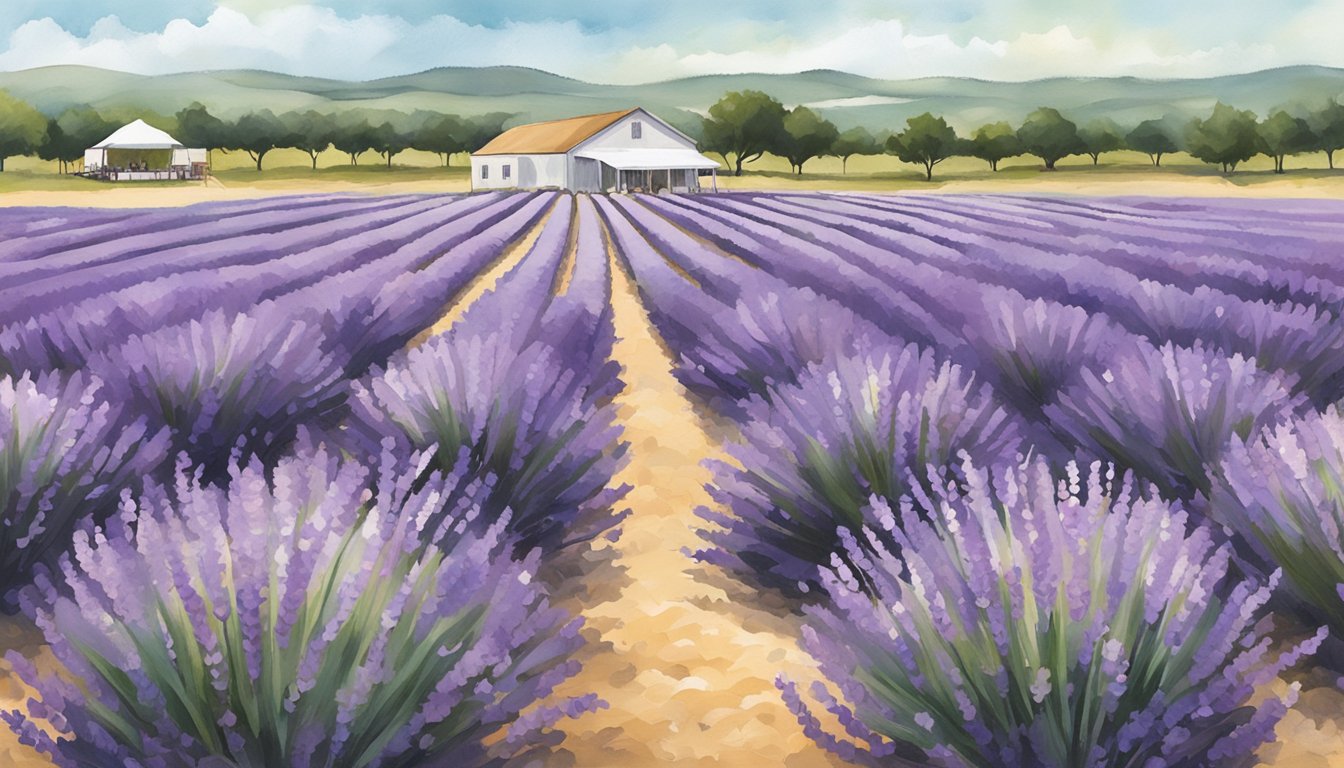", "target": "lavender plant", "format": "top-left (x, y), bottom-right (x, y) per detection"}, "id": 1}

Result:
top-left (782, 457), bottom-right (1324, 768)
top-left (675, 286), bottom-right (886, 418)
top-left (346, 332), bottom-right (627, 553)
top-left (1214, 407), bottom-right (1344, 637)
top-left (88, 307), bottom-right (348, 482)
top-left (1046, 340), bottom-right (1301, 501)
top-left (2, 442), bottom-right (601, 767)
top-left (0, 371), bottom-right (168, 604)
top-left (699, 342), bottom-right (1023, 594)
